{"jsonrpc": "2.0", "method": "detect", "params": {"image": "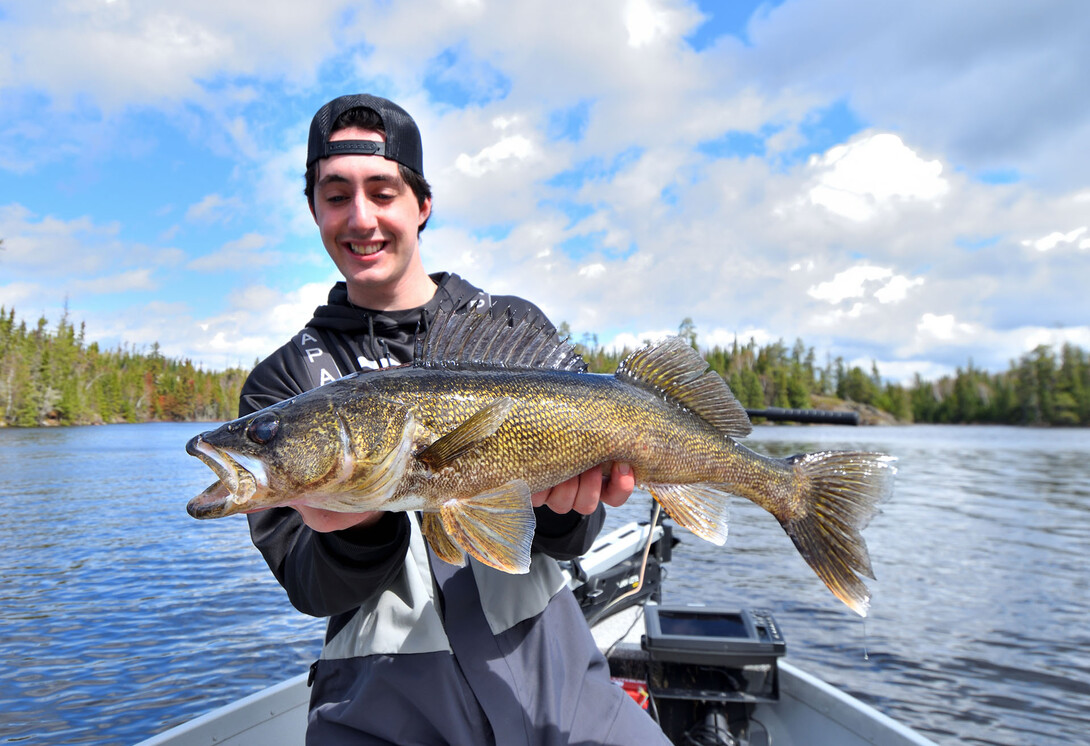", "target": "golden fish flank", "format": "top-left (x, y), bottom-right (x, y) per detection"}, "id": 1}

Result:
top-left (187, 311), bottom-right (896, 616)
